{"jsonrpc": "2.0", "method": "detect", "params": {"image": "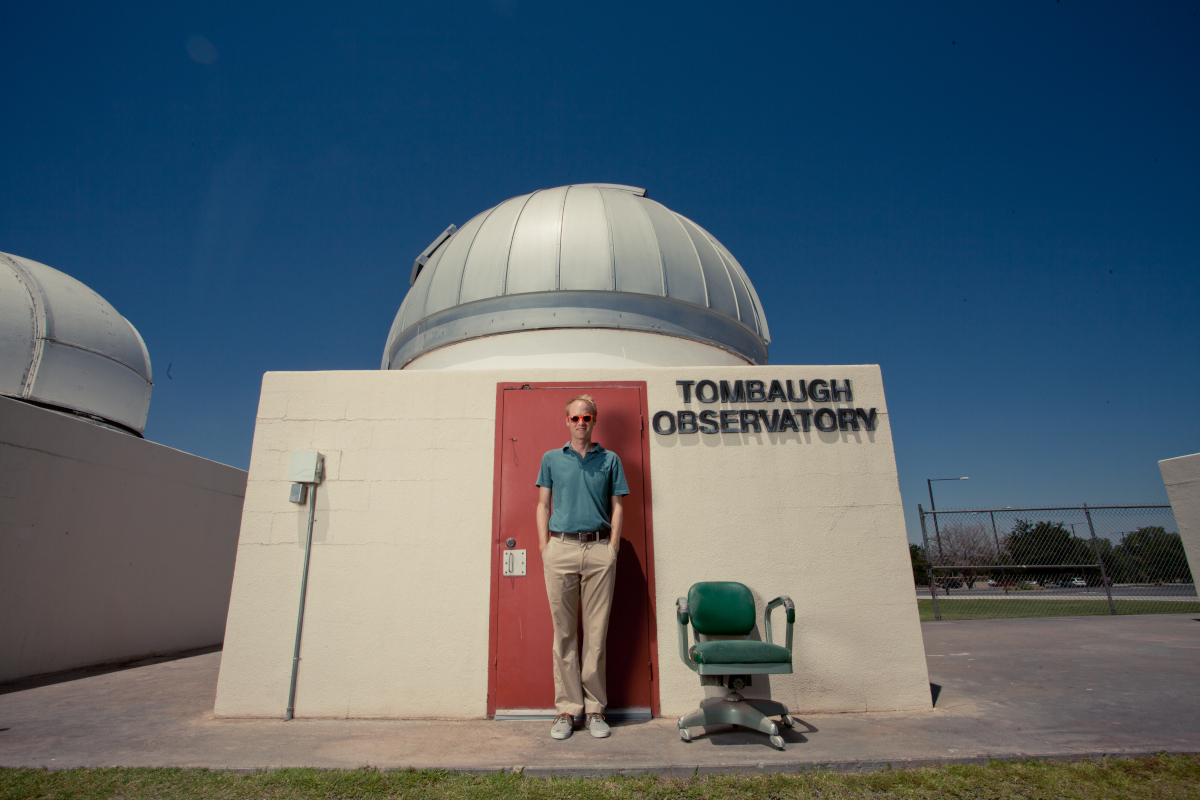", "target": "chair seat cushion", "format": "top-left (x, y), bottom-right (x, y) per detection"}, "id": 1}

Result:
top-left (690, 640), bottom-right (792, 665)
